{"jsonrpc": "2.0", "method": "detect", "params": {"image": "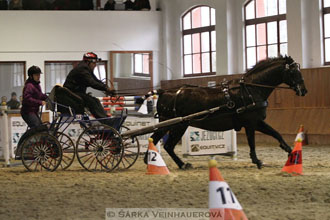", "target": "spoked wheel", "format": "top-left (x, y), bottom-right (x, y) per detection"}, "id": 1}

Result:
top-left (76, 124), bottom-right (124, 172)
top-left (118, 126), bottom-right (140, 169)
top-left (56, 132), bottom-right (75, 170)
top-left (21, 132), bottom-right (62, 172)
